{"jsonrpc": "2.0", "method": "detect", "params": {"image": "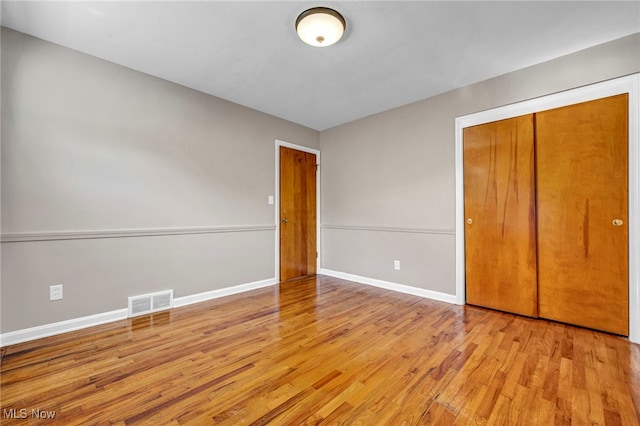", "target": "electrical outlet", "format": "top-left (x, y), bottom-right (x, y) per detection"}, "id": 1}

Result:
top-left (394, 260), bottom-right (401, 270)
top-left (50, 284), bottom-right (63, 301)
